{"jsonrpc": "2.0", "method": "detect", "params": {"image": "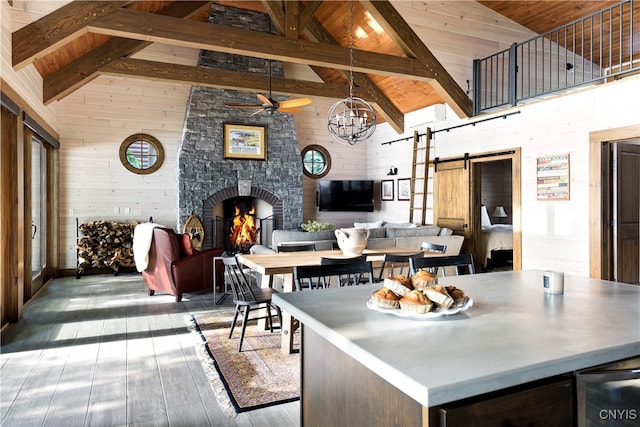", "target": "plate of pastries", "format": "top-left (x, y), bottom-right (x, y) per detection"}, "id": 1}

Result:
top-left (367, 270), bottom-right (473, 319)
